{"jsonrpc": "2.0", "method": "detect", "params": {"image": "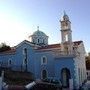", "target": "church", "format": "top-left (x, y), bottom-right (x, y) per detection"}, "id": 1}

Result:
top-left (0, 13), bottom-right (87, 89)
